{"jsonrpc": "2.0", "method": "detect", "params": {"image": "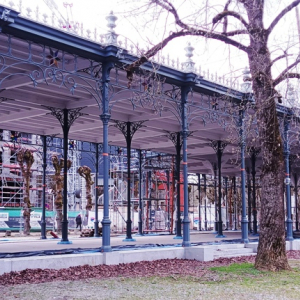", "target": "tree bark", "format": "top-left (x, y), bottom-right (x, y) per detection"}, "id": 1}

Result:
top-left (52, 155), bottom-right (72, 234)
top-left (78, 166), bottom-right (94, 211)
top-left (17, 149), bottom-right (34, 235)
top-left (246, 2), bottom-right (290, 269)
